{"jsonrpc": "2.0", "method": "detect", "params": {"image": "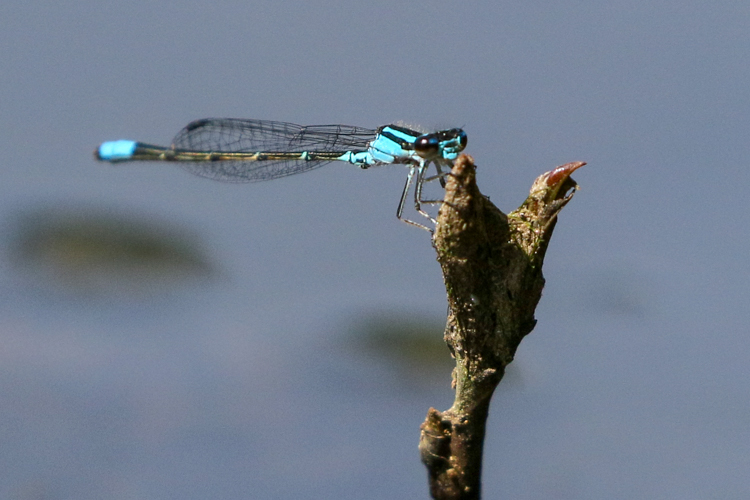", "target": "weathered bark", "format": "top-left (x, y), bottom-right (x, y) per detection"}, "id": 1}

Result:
top-left (419, 155), bottom-right (585, 499)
